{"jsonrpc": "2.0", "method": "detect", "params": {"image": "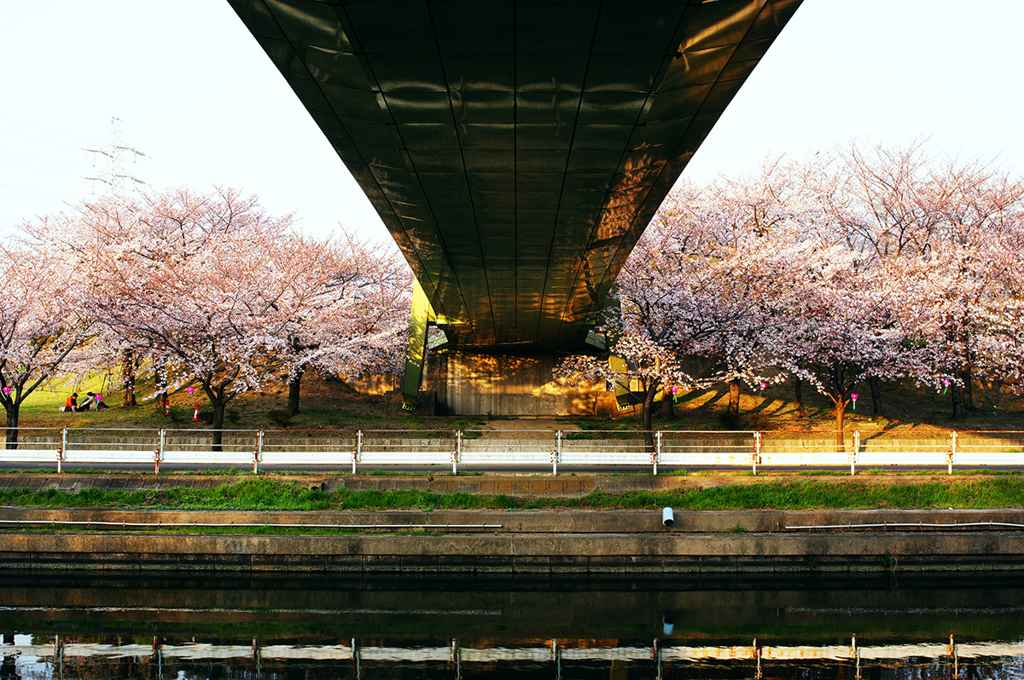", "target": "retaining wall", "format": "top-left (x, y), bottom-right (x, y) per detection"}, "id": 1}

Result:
top-left (1, 531), bottom-right (1022, 575)
top-left (1, 507), bottom-right (1023, 575)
